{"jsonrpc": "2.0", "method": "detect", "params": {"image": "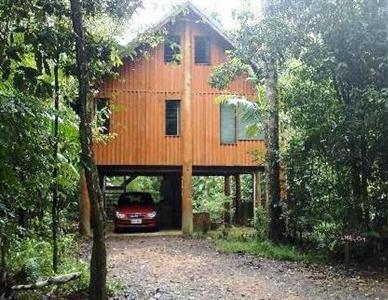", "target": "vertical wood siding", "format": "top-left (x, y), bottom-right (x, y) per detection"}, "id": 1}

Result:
top-left (94, 20), bottom-right (265, 167)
